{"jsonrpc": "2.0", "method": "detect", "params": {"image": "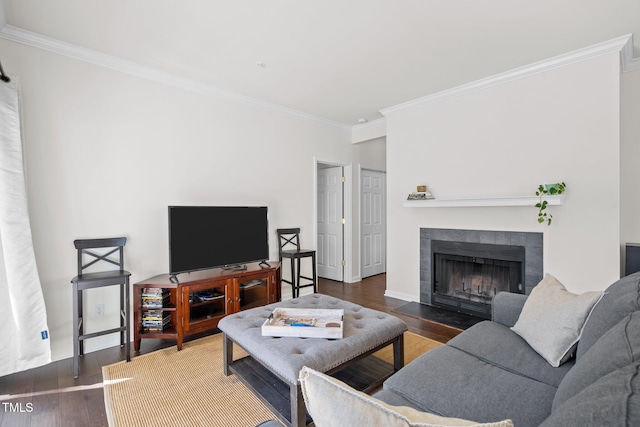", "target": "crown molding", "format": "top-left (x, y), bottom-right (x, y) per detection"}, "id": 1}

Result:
top-left (381, 34), bottom-right (635, 117)
top-left (0, 25), bottom-right (351, 130)
top-left (351, 117), bottom-right (387, 144)
top-left (622, 35), bottom-right (640, 72)
top-left (352, 117), bottom-right (387, 131)
top-left (2, 22), bottom-right (637, 128)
